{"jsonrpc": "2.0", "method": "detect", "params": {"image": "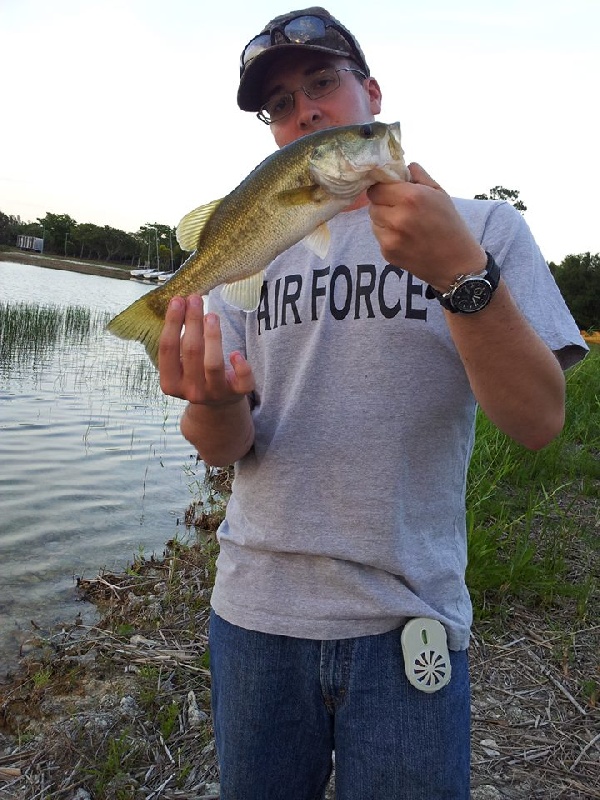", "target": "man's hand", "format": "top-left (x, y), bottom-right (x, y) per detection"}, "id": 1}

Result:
top-left (367, 162), bottom-right (486, 290)
top-left (368, 163), bottom-right (566, 450)
top-left (158, 293), bottom-right (255, 406)
top-left (158, 293), bottom-right (256, 466)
